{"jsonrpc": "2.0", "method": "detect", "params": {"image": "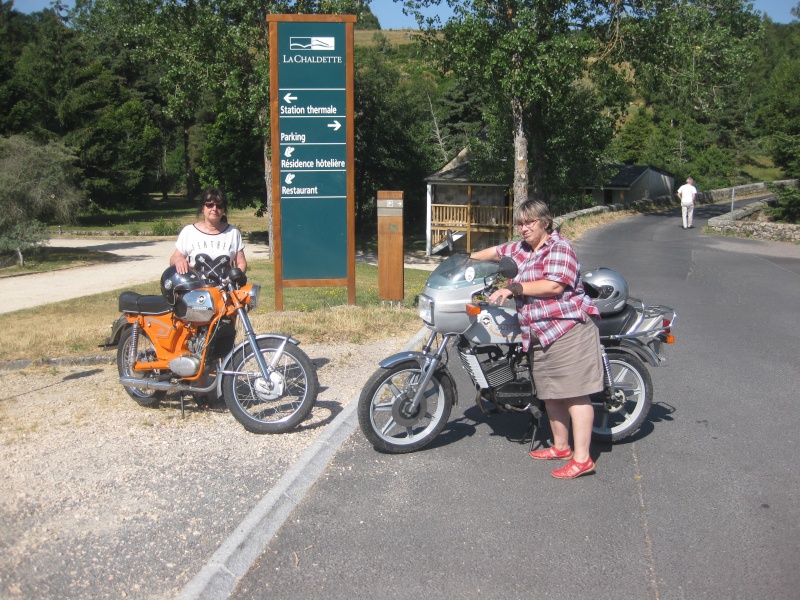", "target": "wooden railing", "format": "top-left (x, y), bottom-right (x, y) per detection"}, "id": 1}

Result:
top-left (430, 204), bottom-right (514, 251)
